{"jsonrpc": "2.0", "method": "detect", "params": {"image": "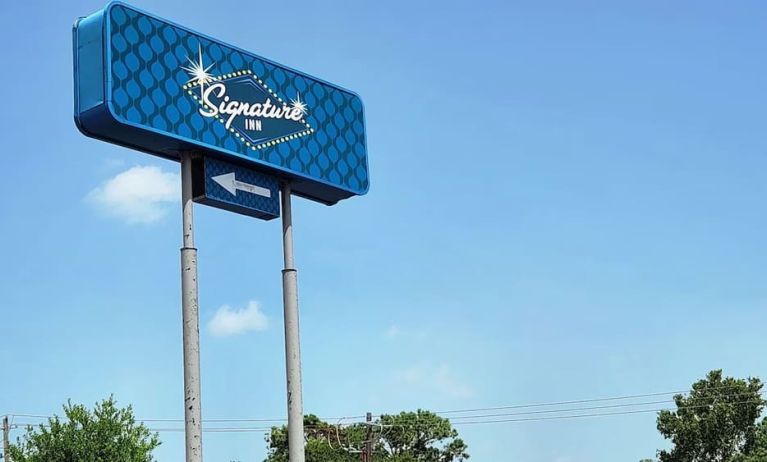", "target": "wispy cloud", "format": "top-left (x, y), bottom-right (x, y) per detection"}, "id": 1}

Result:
top-left (394, 364), bottom-right (473, 399)
top-left (385, 325), bottom-right (401, 337)
top-left (86, 165), bottom-right (180, 224)
top-left (383, 324), bottom-right (430, 340)
top-left (208, 300), bottom-right (269, 337)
